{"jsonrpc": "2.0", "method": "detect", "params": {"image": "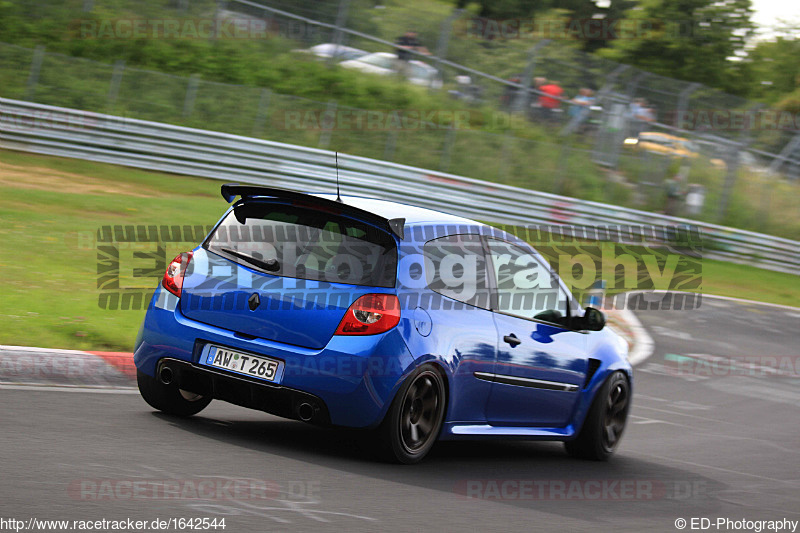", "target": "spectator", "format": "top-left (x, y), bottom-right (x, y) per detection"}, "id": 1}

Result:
top-left (395, 30), bottom-right (429, 77)
top-left (532, 78), bottom-right (563, 124)
top-left (664, 163), bottom-right (689, 216)
top-left (629, 98), bottom-right (654, 135)
top-left (568, 88), bottom-right (595, 119)
top-left (538, 79), bottom-right (564, 110)
top-left (500, 75), bottom-right (521, 109)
